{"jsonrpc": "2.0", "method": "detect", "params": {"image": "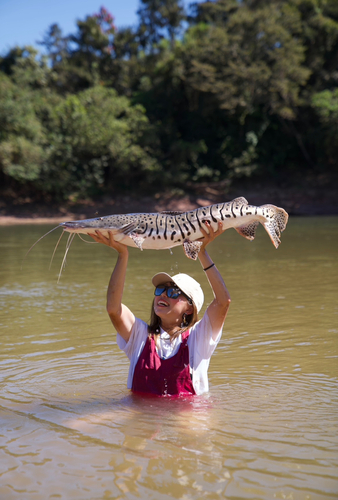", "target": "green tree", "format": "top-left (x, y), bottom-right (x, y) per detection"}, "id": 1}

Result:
top-left (135, 0), bottom-right (312, 183)
top-left (0, 74), bottom-right (46, 185)
top-left (37, 7), bottom-right (117, 93)
top-left (43, 86), bottom-right (160, 198)
top-left (138, 0), bottom-right (186, 49)
top-left (38, 24), bottom-right (68, 68)
top-left (1, 0), bottom-right (338, 202)
top-left (312, 88), bottom-right (338, 167)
